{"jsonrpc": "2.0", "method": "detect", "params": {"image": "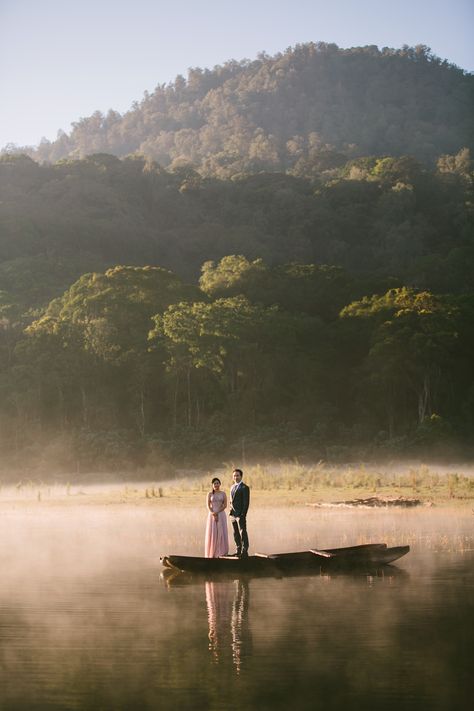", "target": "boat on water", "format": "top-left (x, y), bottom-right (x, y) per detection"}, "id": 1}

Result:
top-left (161, 543), bottom-right (410, 576)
